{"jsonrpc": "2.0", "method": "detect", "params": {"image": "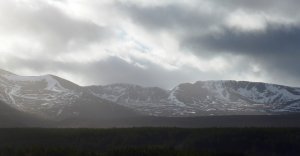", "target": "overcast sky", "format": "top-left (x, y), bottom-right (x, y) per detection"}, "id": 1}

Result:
top-left (0, 0), bottom-right (300, 89)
